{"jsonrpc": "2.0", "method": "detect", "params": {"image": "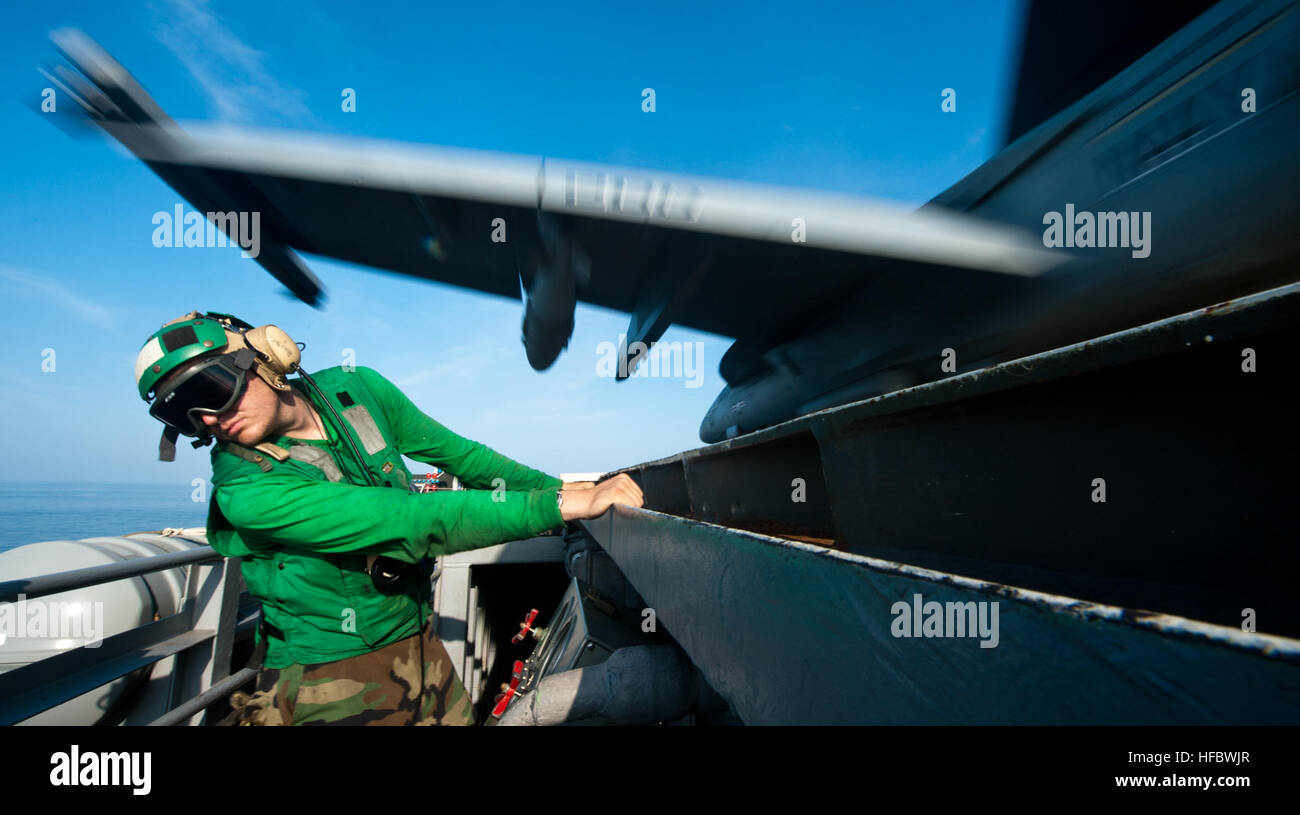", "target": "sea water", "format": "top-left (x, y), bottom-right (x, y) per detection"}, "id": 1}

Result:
top-left (0, 482), bottom-right (209, 556)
